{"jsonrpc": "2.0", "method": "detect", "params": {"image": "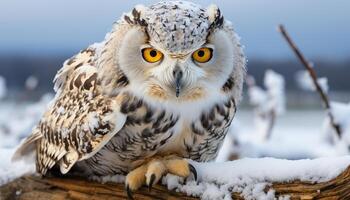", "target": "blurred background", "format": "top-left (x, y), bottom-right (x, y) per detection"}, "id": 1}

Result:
top-left (0, 0), bottom-right (350, 176)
